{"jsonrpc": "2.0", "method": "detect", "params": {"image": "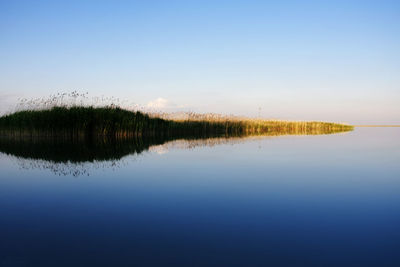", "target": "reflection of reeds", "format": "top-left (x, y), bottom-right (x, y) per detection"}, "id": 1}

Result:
top-left (0, 135), bottom-right (244, 176)
top-left (0, 106), bottom-right (353, 138)
top-left (0, 133), bottom-right (350, 177)
top-left (0, 135), bottom-right (171, 163)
